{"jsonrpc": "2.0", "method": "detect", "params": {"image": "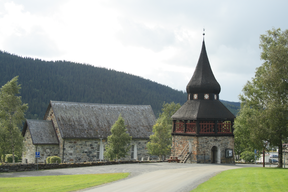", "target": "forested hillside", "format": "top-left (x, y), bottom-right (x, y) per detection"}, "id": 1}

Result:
top-left (0, 50), bottom-right (239, 119)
